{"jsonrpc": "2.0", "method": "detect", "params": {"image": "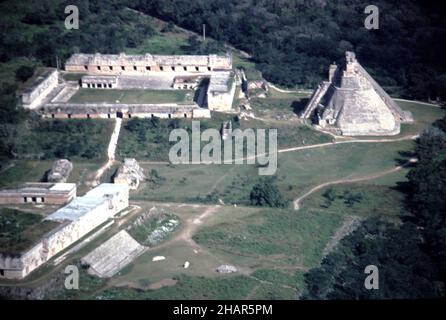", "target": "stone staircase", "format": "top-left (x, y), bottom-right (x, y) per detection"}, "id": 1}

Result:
top-left (301, 81), bottom-right (330, 119)
top-left (81, 230), bottom-right (145, 278)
